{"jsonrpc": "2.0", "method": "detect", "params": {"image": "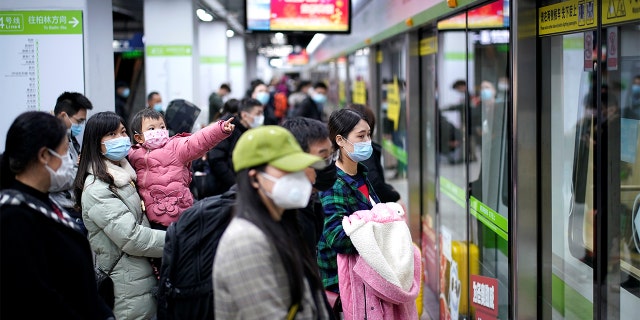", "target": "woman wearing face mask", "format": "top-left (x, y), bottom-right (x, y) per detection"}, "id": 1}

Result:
top-left (252, 81), bottom-right (279, 125)
top-left (74, 112), bottom-right (165, 319)
top-left (1, 111), bottom-right (113, 319)
top-left (317, 109), bottom-right (381, 300)
top-left (207, 98), bottom-right (265, 196)
top-left (213, 125), bottom-right (332, 319)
